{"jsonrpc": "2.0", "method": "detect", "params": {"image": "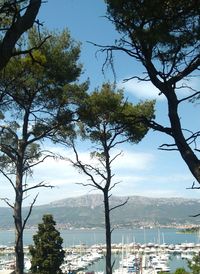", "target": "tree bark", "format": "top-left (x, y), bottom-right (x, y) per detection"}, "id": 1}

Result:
top-left (14, 142), bottom-right (25, 274)
top-left (166, 87), bottom-right (200, 182)
top-left (0, 0), bottom-right (41, 71)
top-left (104, 191), bottom-right (112, 274)
top-left (14, 187), bottom-right (24, 274)
top-left (146, 60), bottom-right (200, 184)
